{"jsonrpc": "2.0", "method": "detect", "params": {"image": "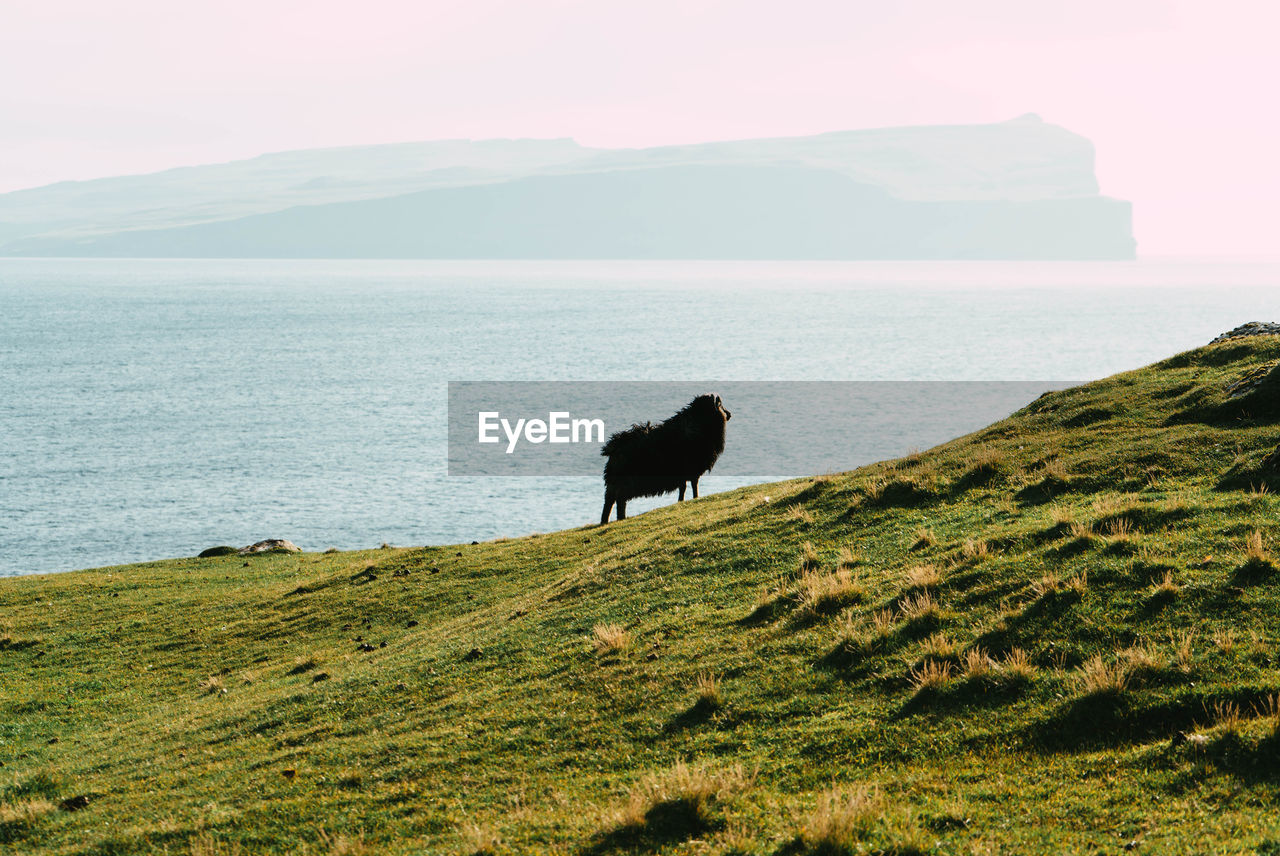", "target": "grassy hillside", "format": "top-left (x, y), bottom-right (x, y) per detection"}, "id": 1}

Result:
top-left (5, 337), bottom-right (1280, 855)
